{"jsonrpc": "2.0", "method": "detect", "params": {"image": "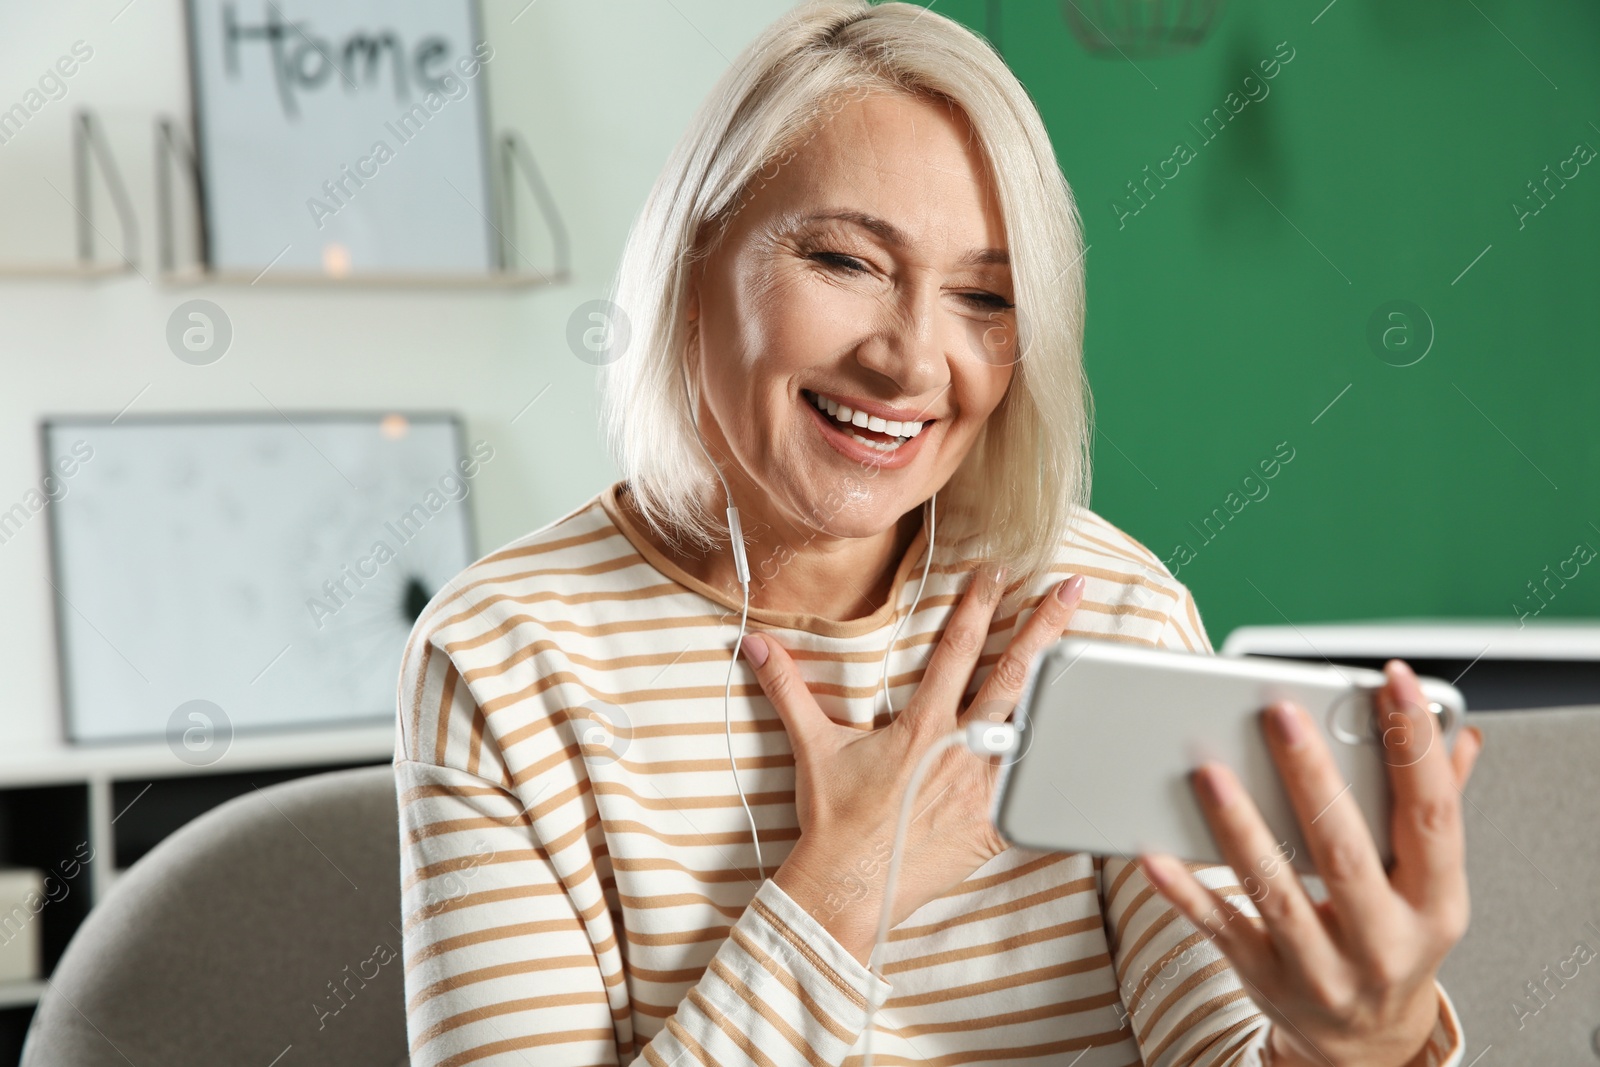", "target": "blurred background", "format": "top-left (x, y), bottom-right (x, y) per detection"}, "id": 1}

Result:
top-left (0, 1), bottom-right (1596, 1061)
